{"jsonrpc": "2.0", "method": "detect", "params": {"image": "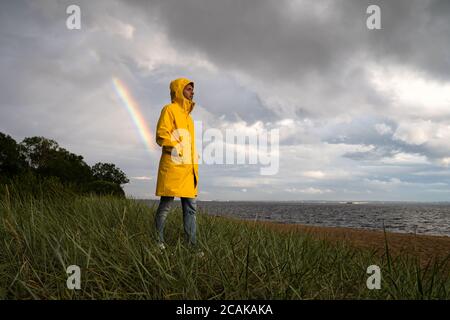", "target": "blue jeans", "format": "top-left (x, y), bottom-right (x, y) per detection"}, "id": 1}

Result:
top-left (155, 196), bottom-right (197, 246)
